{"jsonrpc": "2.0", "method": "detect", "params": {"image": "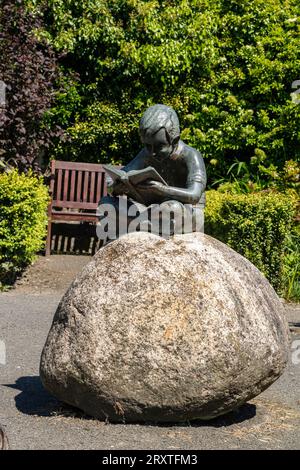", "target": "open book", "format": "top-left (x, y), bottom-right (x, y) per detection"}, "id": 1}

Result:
top-left (103, 165), bottom-right (167, 205)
